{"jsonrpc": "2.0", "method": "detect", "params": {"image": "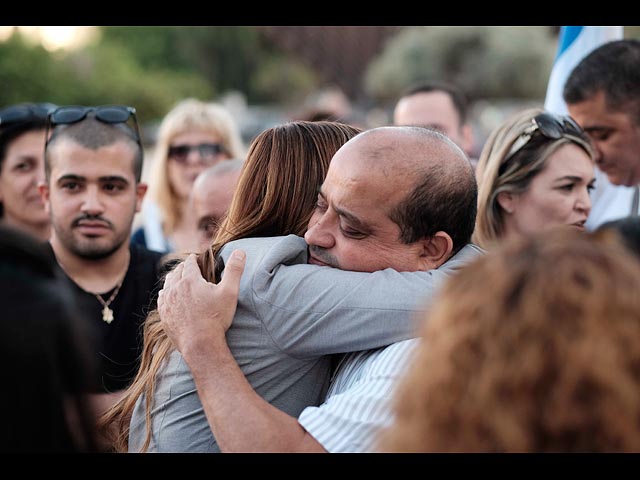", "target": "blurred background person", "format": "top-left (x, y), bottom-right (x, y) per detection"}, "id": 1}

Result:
top-left (595, 215), bottom-right (640, 258)
top-left (379, 229), bottom-right (640, 452)
top-left (132, 98), bottom-right (245, 254)
top-left (189, 158), bottom-right (243, 252)
top-left (0, 224), bottom-right (99, 452)
top-left (473, 108), bottom-right (595, 250)
top-left (0, 102), bottom-right (56, 241)
top-left (393, 82), bottom-right (476, 169)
